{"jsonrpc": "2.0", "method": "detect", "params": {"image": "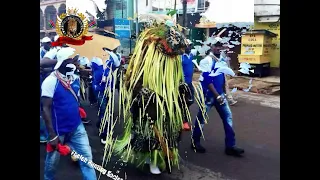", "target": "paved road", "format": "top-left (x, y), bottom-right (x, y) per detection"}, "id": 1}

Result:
top-left (40, 92), bottom-right (280, 180)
